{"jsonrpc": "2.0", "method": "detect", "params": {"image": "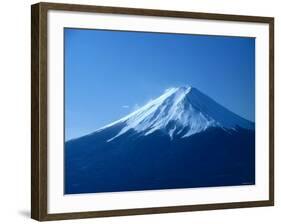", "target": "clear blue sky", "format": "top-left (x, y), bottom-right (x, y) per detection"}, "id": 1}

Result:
top-left (65, 28), bottom-right (255, 140)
